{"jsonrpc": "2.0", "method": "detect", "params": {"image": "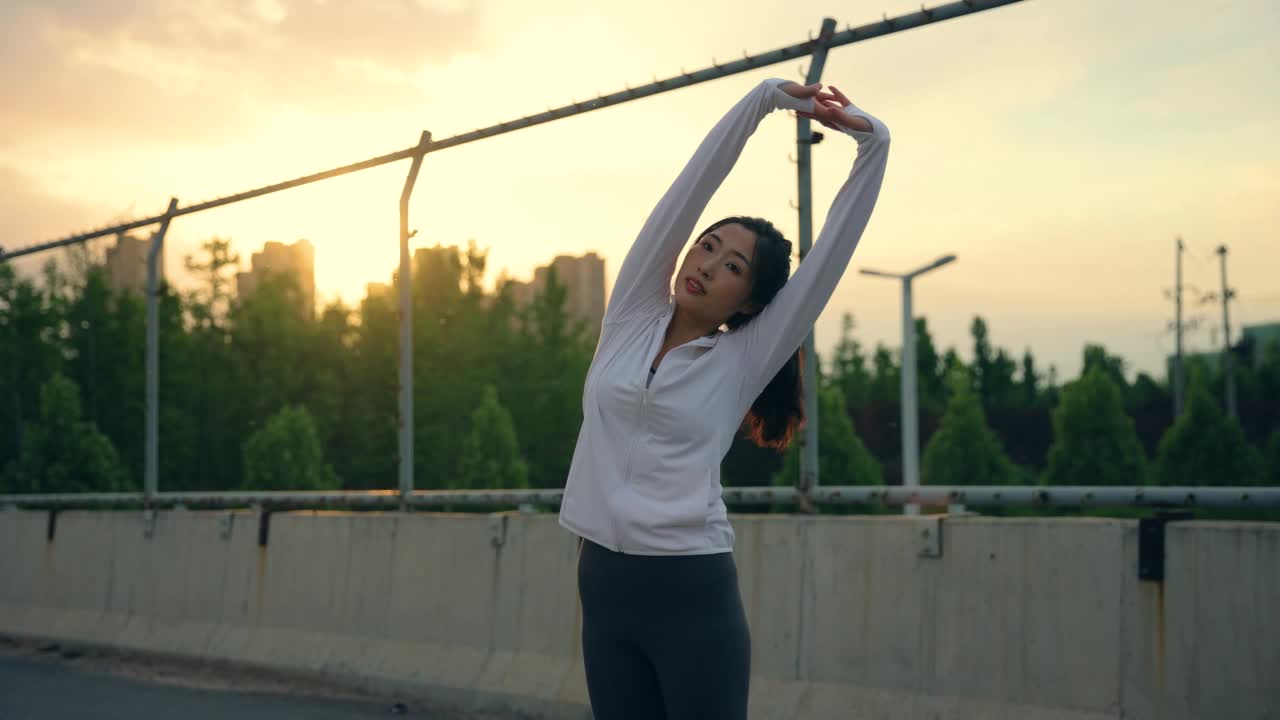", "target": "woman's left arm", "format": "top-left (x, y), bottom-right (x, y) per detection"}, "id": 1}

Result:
top-left (739, 94), bottom-right (891, 394)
